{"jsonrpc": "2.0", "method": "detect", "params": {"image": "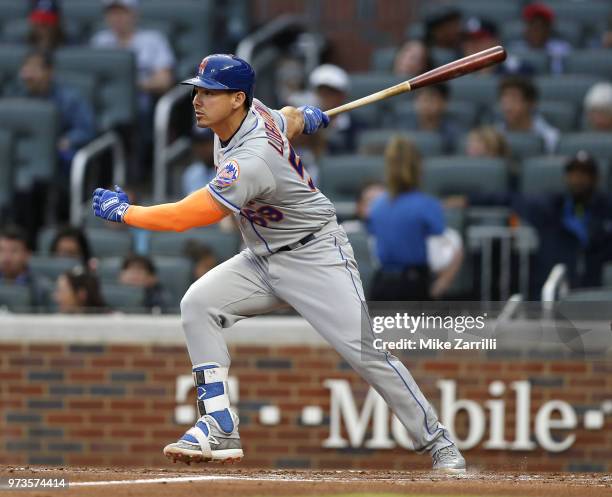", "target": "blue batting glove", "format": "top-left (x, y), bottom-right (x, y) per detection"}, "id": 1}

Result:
top-left (299, 105), bottom-right (330, 135)
top-left (92, 185), bottom-right (130, 223)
